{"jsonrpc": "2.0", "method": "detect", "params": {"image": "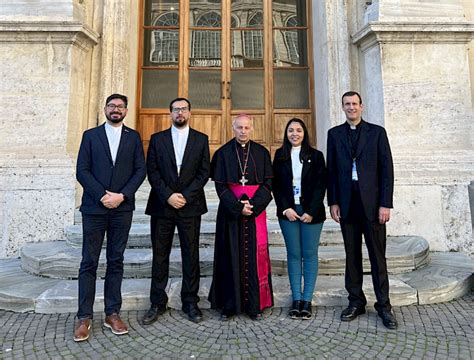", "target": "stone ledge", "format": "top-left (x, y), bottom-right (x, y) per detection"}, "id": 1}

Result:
top-left (2, 253), bottom-right (472, 314)
top-left (20, 236), bottom-right (430, 279)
